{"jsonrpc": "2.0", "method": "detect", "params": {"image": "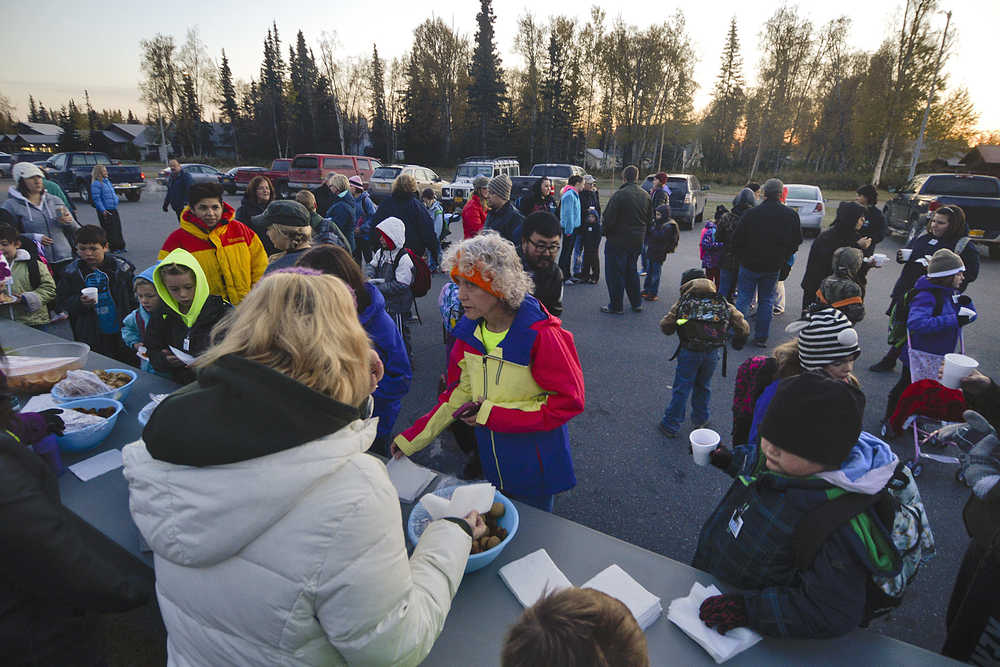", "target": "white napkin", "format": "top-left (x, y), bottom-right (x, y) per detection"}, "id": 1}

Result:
top-left (667, 582), bottom-right (763, 664)
top-left (22, 394), bottom-right (106, 431)
top-left (582, 564), bottom-right (662, 630)
top-left (68, 449), bottom-right (123, 482)
top-left (498, 548), bottom-right (572, 608)
top-left (168, 346), bottom-right (196, 366)
top-left (418, 482), bottom-right (495, 520)
top-left (386, 457), bottom-right (436, 502)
